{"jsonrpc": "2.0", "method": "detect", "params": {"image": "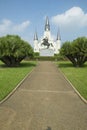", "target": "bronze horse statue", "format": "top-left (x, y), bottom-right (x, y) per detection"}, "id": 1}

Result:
top-left (41, 37), bottom-right (53, 49)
